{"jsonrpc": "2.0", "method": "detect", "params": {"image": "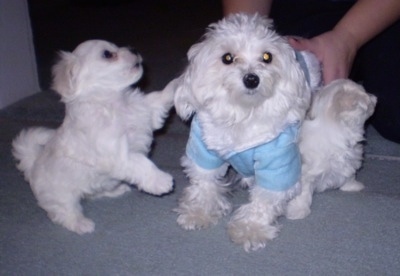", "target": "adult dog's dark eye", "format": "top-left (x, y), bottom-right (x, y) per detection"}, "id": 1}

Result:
top-left (222, 53), bottom-right (234, 65)
top-left (103, 50), bottom-right (115, 59)
top-left (262, 52), bottom-right (273, 63)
